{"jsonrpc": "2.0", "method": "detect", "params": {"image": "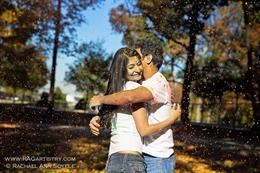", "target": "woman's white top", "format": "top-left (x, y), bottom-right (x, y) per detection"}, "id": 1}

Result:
top-left (108, 81), bottom-right (143, 156)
